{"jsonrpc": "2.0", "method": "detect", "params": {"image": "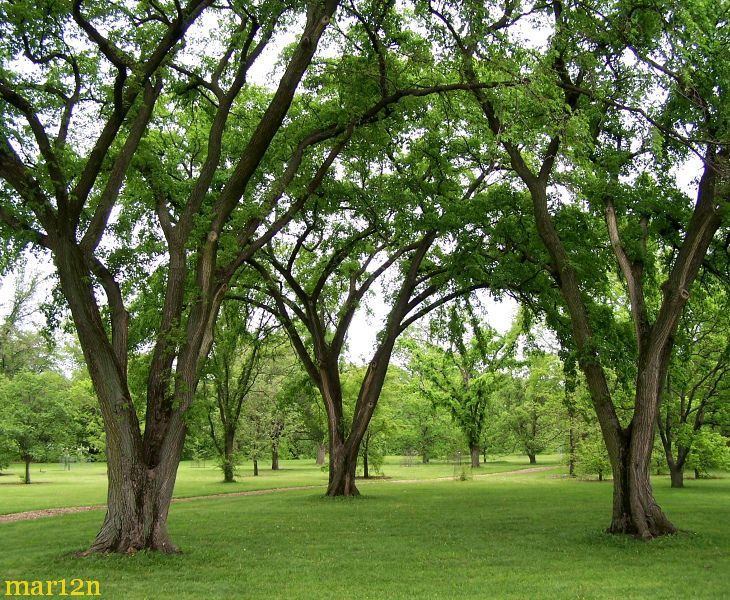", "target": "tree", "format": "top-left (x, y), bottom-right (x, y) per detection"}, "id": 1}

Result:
top-left (428, 0), bottom-right (729, 538)
top-left (202, 301), bottom-right (279, 482)
top-left (402, 307), bottom-right (517, 467)
top-left (657, 286), bottom-right (730, 487)
top-left (0, 0), bottom-right (412, 552)
top-left (496, 352), bottom-right (565, 465)
top-left (0, 371), bottom-right (76, 483)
